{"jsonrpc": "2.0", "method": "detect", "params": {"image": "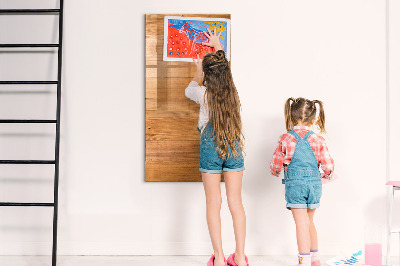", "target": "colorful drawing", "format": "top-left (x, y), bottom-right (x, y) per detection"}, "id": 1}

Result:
top-left (163, 16), bottom-right (231, 62)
